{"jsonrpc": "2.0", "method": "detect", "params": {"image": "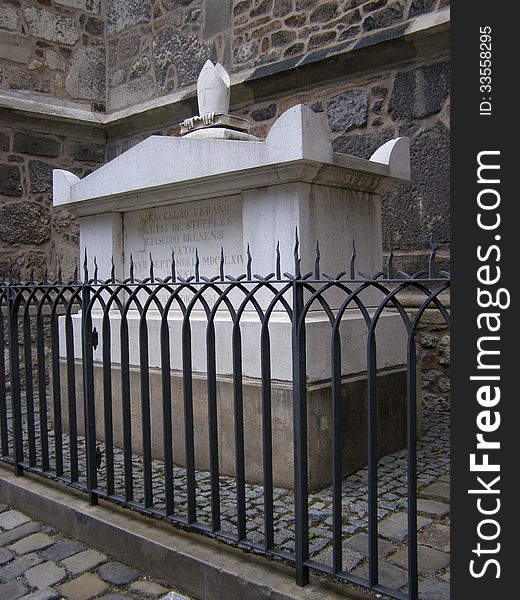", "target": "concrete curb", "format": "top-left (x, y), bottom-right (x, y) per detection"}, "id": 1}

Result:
top-left (0, 464), bottom-right (374, 600)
